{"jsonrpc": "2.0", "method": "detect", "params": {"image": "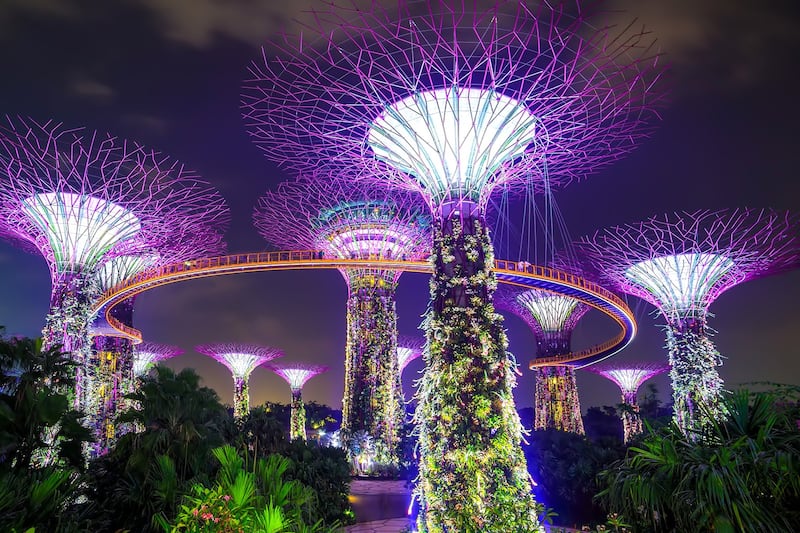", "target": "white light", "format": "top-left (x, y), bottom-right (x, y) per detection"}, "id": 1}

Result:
top-left (219, 353), bottom-right (264, 378)
top-left (95, 254), bottom-right (158, 291)
top-left (322, 227), bottom-right (414, 259)
top-left (397, 346), bottom-right (421, 372)
top-left (133, 351), bottom-right (160, 377)
top-left (275, 368), bottom-right (318, 390)
top-left (368, 87), bottom-right (538, 203)
top-left (625, 253), bottom-right (735, 313)
top-left (21, 192), bottom-right (140, 272)
top-left (603, 369), bottom-right (658, 394)
top-left (516, 291), bottom-right (581, 332)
